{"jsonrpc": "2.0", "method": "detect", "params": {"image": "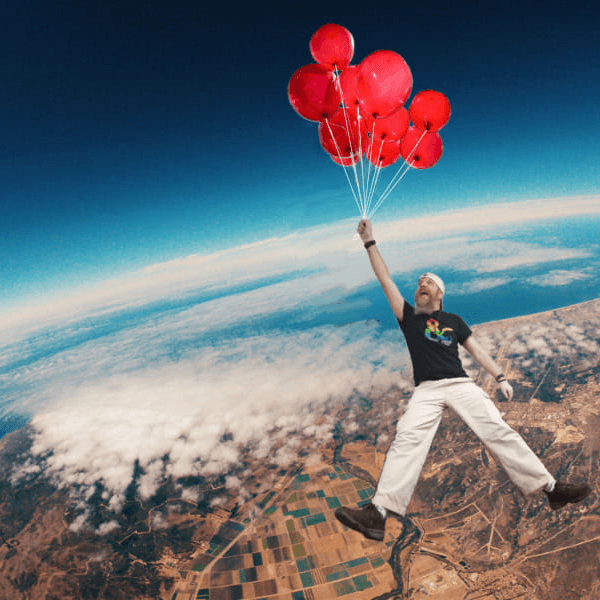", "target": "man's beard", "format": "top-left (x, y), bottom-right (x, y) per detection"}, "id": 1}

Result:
top-left (415, 291), bottom-right (438, 314)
